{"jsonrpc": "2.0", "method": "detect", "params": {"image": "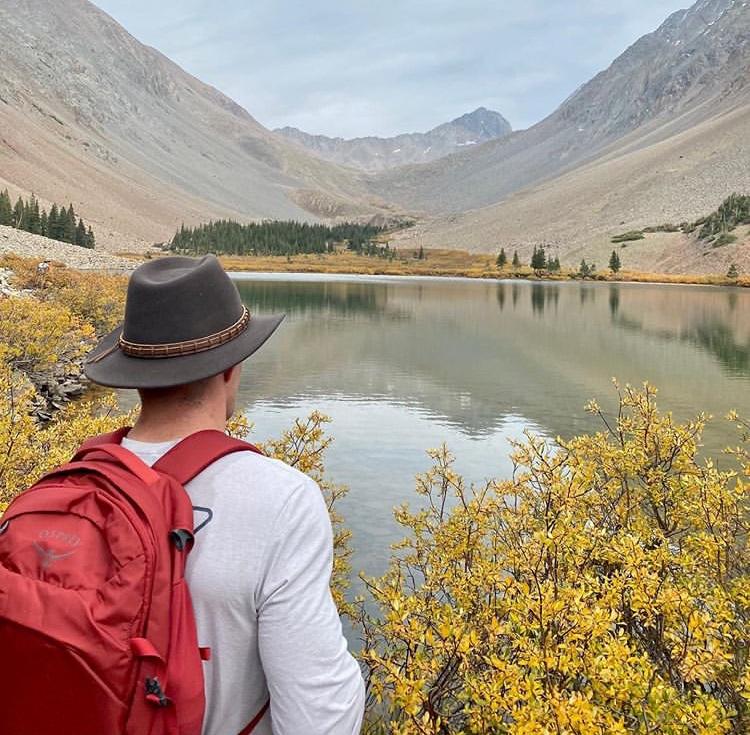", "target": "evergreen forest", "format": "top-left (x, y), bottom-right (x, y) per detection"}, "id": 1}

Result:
top-left (169, 219), bottom-right (389, 257)
top-left (0, 191), bottom-right (96, 249)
